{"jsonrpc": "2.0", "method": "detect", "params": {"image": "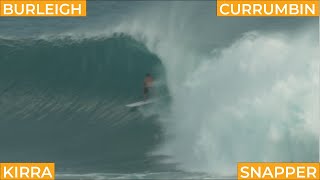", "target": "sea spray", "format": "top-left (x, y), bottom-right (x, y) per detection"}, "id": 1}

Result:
top-left (141, 31), bottom-right (319, 175)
